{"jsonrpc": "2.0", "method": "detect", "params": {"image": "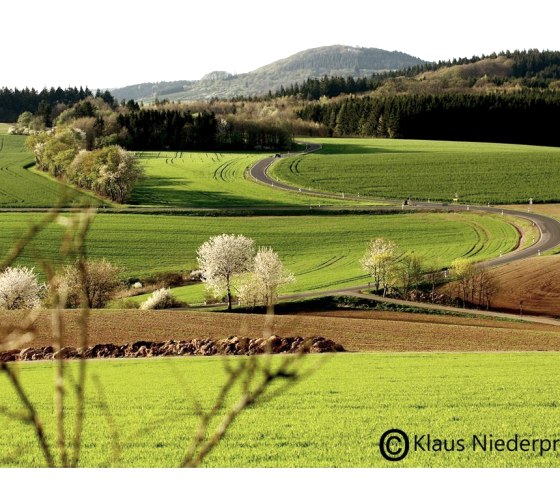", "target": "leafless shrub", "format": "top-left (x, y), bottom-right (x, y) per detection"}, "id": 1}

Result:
top-left (59, 259), bottom-right (121, 308)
